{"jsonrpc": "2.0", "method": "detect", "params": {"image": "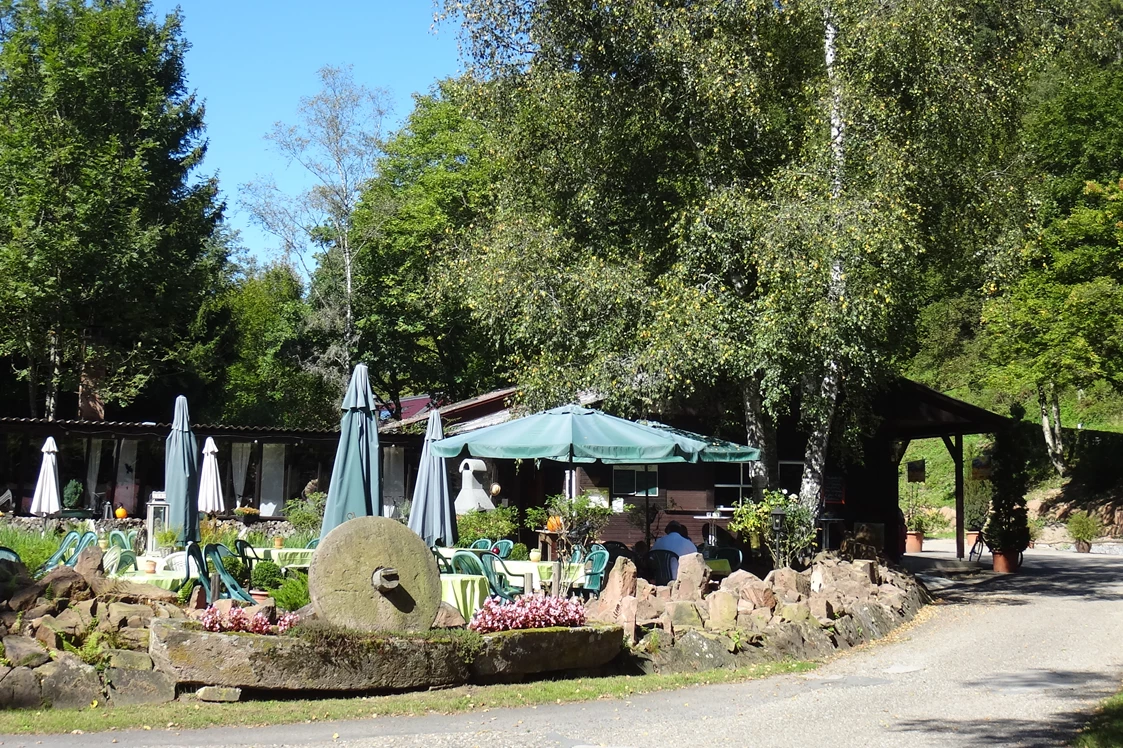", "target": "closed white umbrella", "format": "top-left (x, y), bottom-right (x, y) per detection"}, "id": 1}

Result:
top-left (197, 437), bottom-right (224, 515)
top-left (30, 437), bottom-right (61, 517)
